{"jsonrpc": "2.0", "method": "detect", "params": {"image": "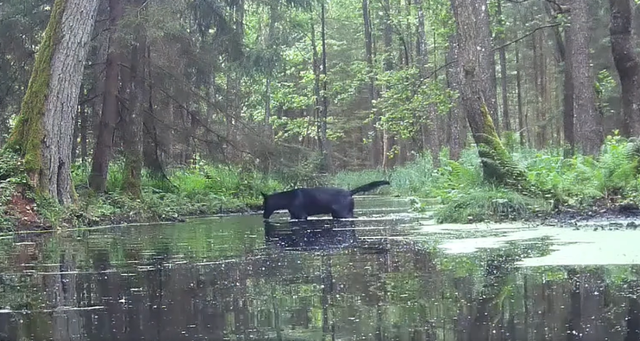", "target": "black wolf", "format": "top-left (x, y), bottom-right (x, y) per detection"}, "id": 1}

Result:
top-left (261, 180), bottom-right (390, 220)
